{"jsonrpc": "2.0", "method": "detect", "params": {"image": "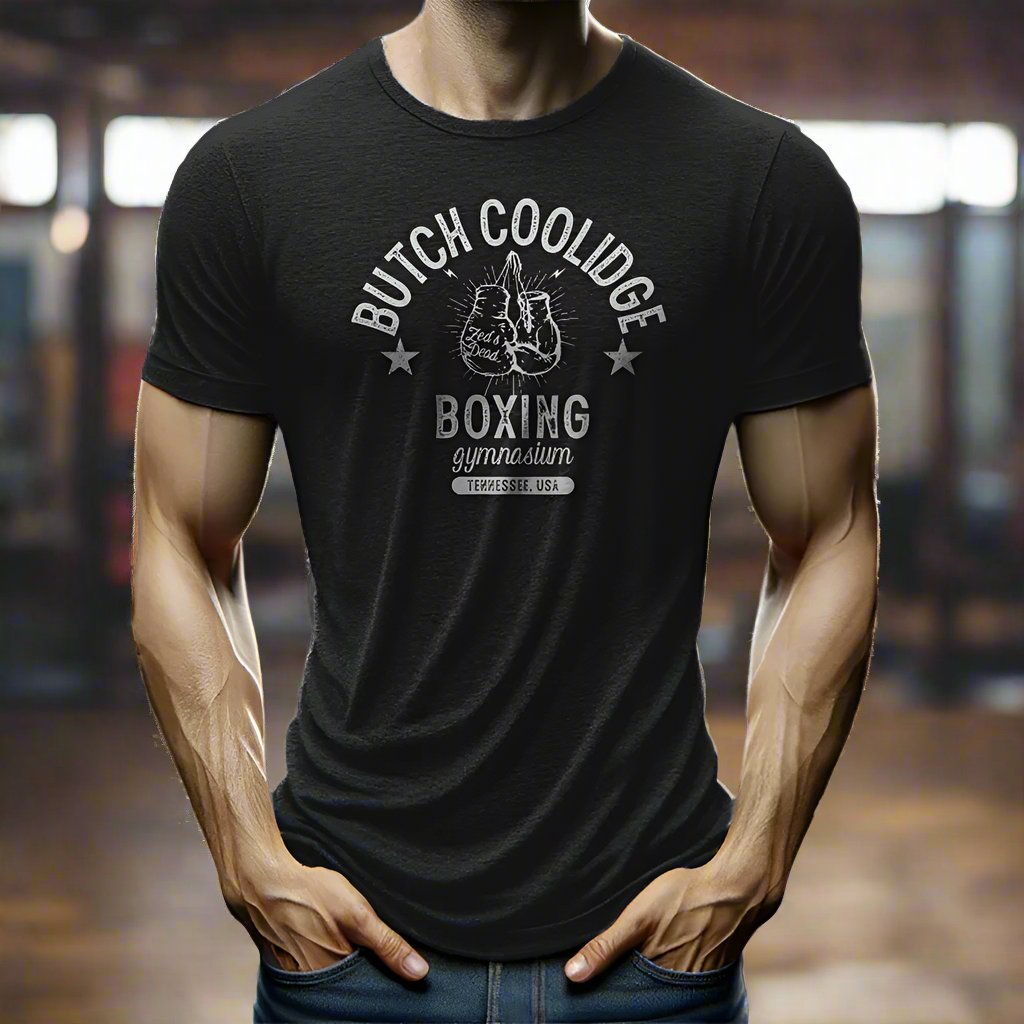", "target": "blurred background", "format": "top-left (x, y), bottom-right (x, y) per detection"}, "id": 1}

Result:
top-left (0, 1), bottom-right (1021, 1022)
